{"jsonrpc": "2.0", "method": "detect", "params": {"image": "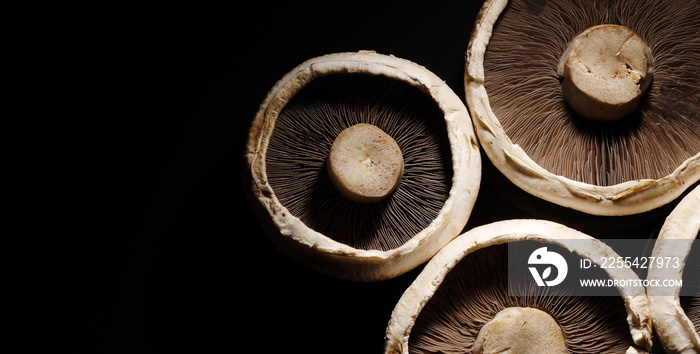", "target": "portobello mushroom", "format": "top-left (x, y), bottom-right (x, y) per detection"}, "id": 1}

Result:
top-left (385, 220), bottom-right (652, 353)
top-left (465, 0), bottom-right (700, 216)
top-left (245, 51), bottom-right (481, 281)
